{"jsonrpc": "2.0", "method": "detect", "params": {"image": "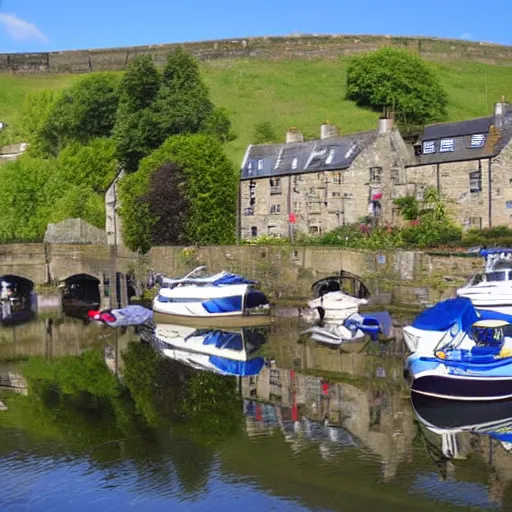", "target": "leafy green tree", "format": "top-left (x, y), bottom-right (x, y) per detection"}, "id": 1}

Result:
top-left (346, 48), bottom-right (448, 125)
top-left (120, 134), bottom-right (237, 252)
top-left (20, 90), bottom-right (60, 155)
top-left (253, 121), bottom-right (278, 144)
top-left (113, 55), bottom-right (162, 172)
top-left (200, 107), bottom-right (236, 142)
top-left (0, 155), bottom-right (54, 242)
